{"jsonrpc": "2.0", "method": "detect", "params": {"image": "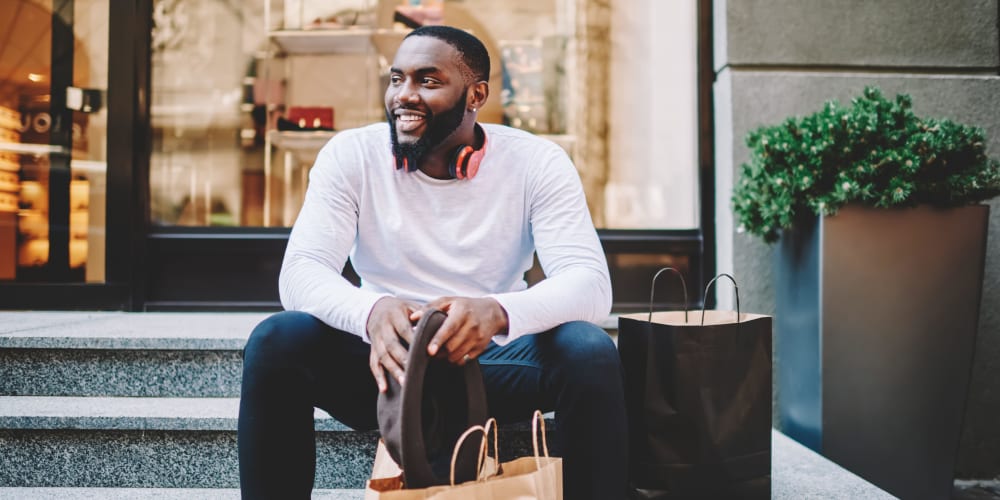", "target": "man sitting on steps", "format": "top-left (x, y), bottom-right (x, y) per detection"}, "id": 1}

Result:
top-left (237, 25), bottom-right (628, 500)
